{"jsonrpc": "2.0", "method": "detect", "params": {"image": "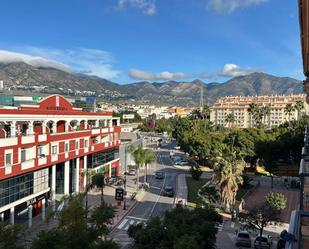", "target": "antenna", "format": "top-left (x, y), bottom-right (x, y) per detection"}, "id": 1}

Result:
top-left (199, 82), bottom-right (204, 112)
